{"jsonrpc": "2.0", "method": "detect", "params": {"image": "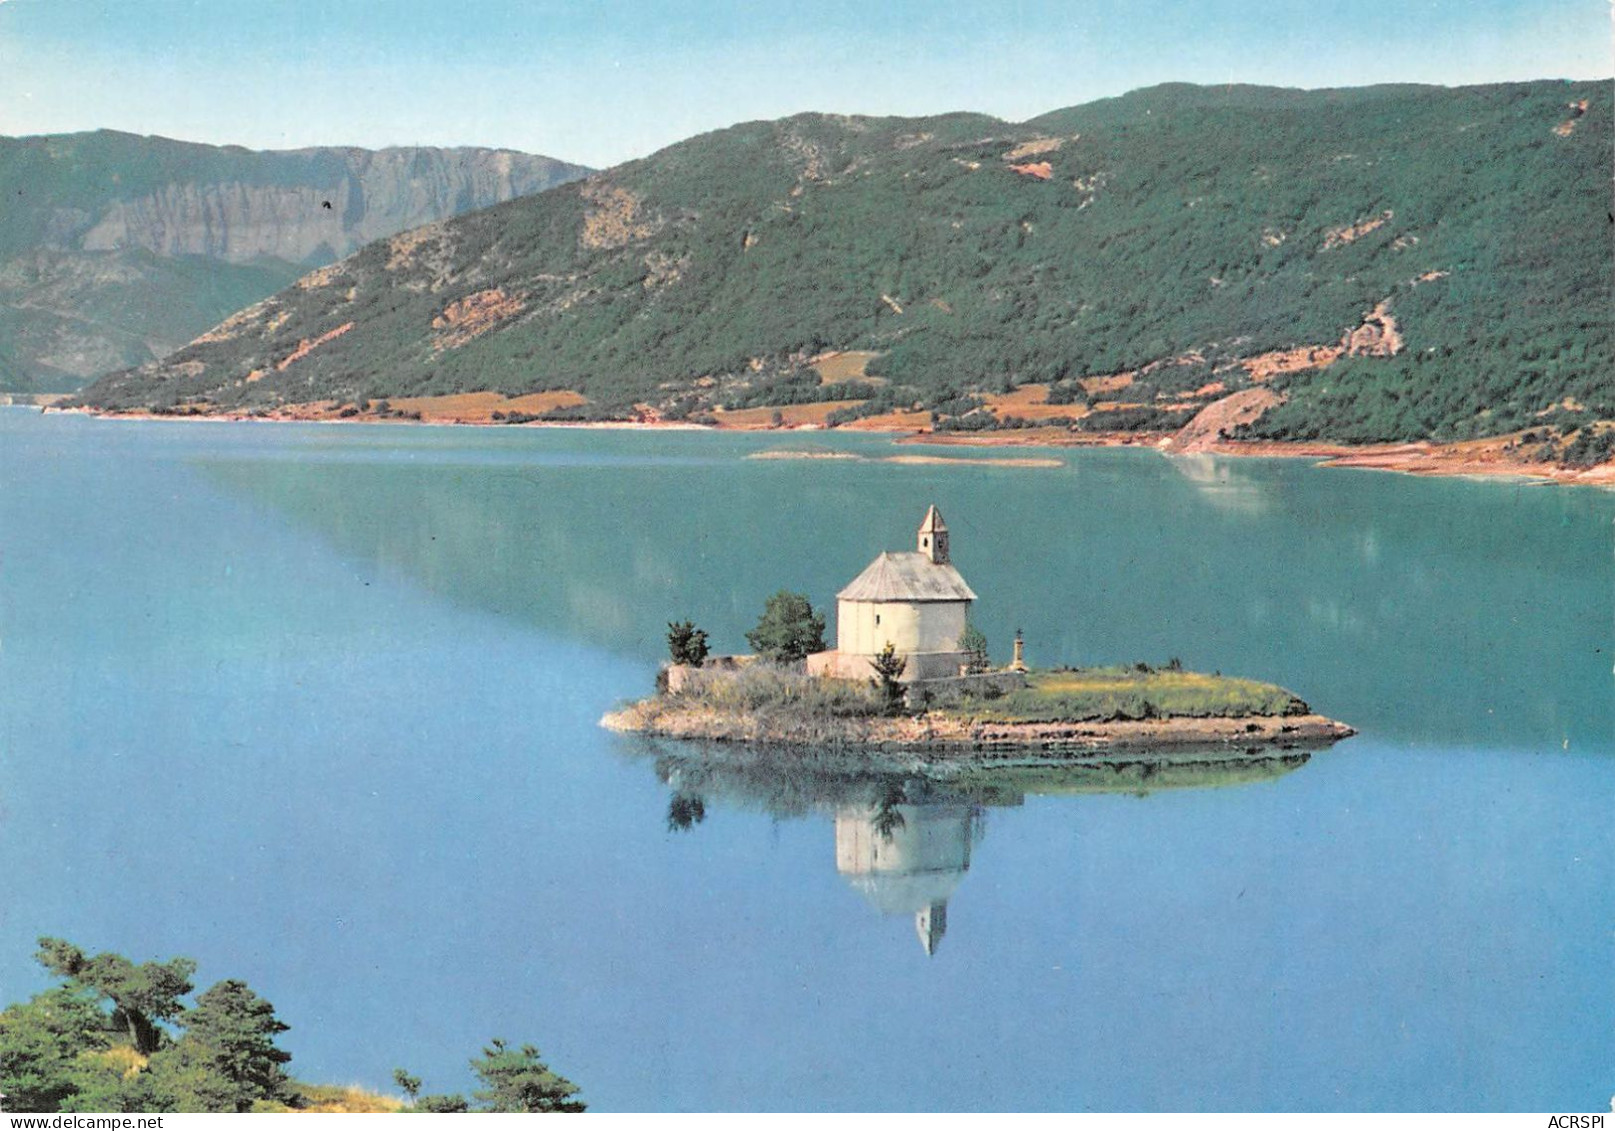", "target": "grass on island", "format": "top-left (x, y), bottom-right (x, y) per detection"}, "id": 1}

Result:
top-left (634, 662), bottom-right (886, 744)
top-left (680, 663), bottom-right (883, 717)
top-left (646, 660), bottom-right (1306, 732)
top-left (965, 666), bottom-right (1308, 723)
